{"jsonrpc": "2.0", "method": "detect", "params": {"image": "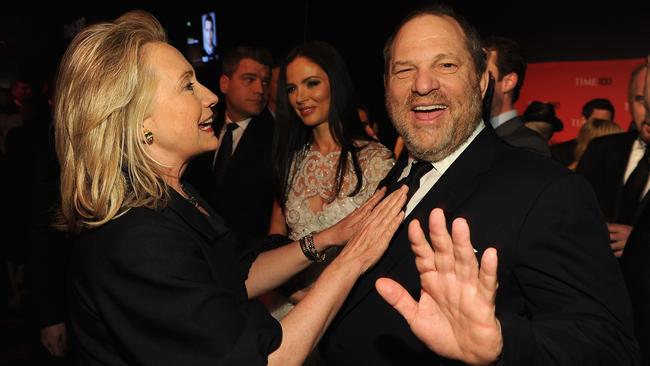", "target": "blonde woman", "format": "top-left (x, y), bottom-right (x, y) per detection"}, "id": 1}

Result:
top-left (56, 11), bottom-right (406, 365)
top-left (569, 118), bottom-right (623, 170)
